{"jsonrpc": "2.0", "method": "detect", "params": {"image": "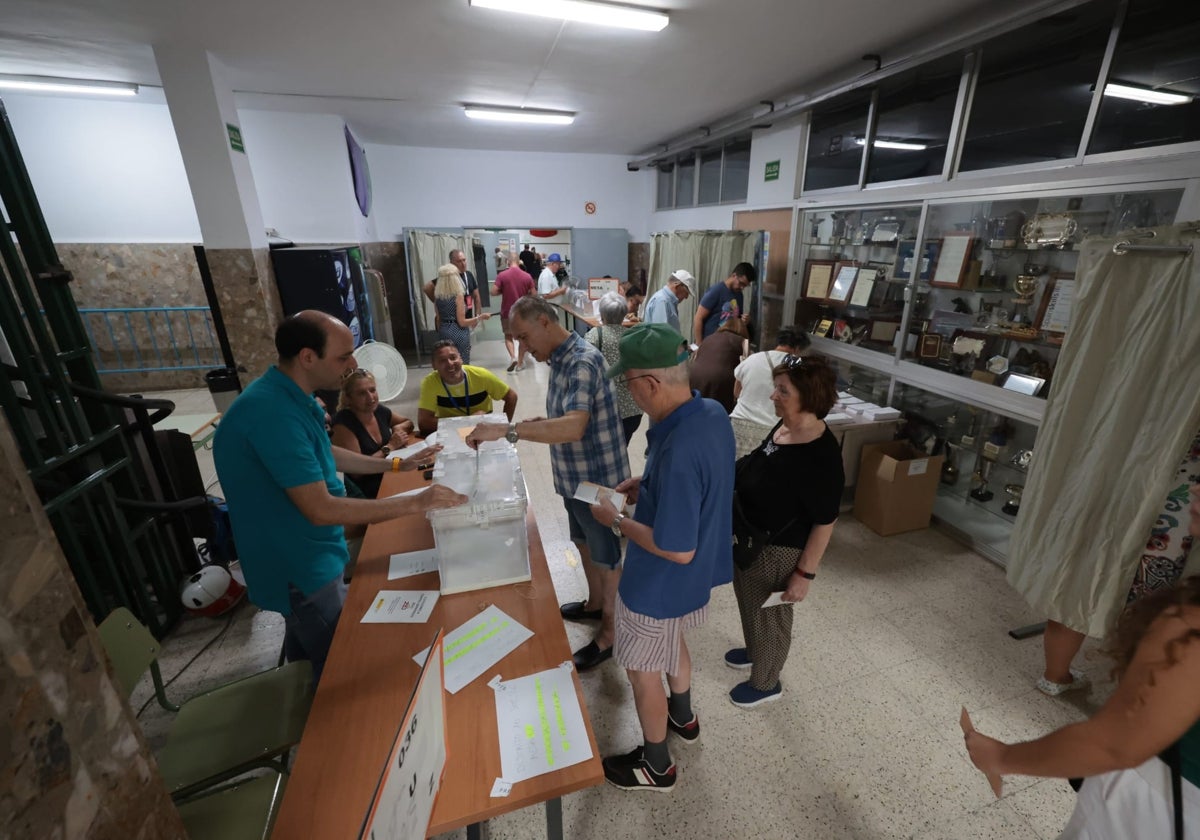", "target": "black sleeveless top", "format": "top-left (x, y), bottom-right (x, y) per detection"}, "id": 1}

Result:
top-left (332, 405), bottom-right (393, 498)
